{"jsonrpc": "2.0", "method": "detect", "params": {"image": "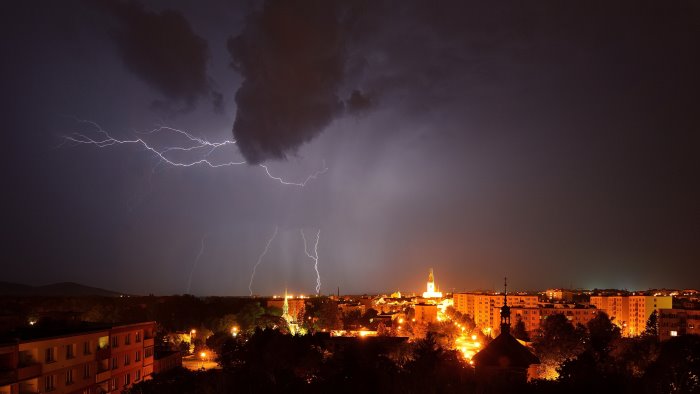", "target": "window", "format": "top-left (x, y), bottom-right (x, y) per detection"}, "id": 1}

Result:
top-left (124, 354), bottom-right (130, 366)
top-left (125, 334), bottom-right (131, 345)
top-left (84, 363), bottom-right (90, 378)
top-left (145, 348), bottom-right (153, 358)
top-left (66, 369), bottom-right (74, 385)
top-left (83, 341), bottom-right (91, 355)
top-left (66, 344), bottom-right (75, 359)
top-left (670, 330), bottom-right (678, 337)
top-left (45, 347), bottom-right (56, 363)
top-left (44, 375), bottom-right (55, 391)
top-left (111, 357), bottom-right (118, 370)
top-left (110, 378), bottom-right (117, 391)
top-left (135, 351), bottom-right (141, 362)
top-left (136, 369), bottom-right (141, 381)
top-left (136, 332), bottom-right (141, 343)
top-left (112, 336), bottom-right (119, 347)
top-left (124, 373), bottom-right (131, 386)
